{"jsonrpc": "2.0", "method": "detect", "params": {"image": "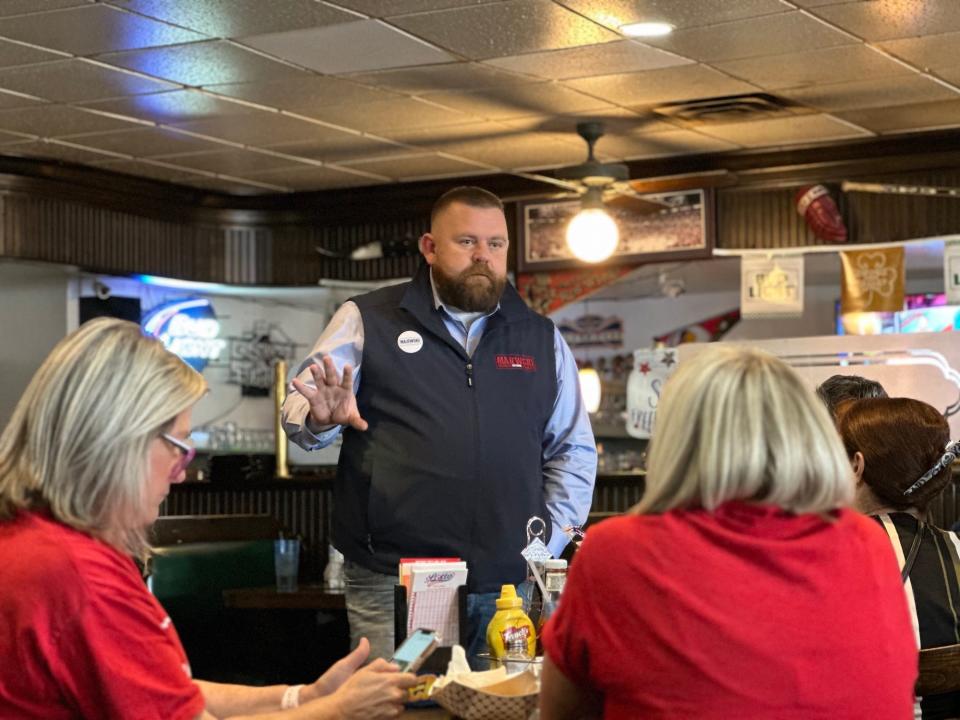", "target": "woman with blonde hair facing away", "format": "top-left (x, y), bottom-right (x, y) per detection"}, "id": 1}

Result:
top-left (838, 397), bottom-right (960, 720)
top-left (0, 318), bottom-right (416, 720)
top-left (540, 345), bottom-right (916, 720)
